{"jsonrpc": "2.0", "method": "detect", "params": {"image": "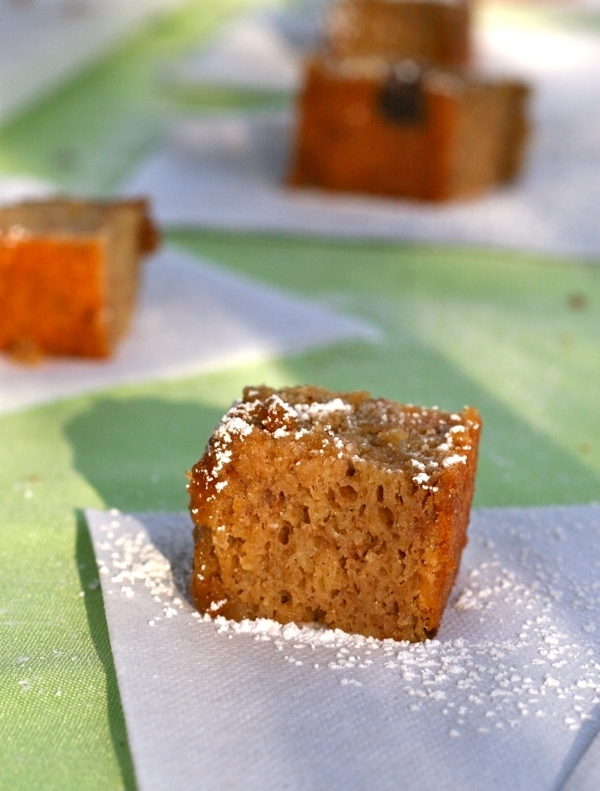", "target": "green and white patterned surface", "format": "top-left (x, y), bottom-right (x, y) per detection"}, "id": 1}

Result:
top-left (1, 3), bottom-right (599, 789)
